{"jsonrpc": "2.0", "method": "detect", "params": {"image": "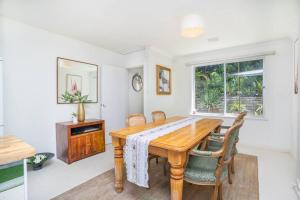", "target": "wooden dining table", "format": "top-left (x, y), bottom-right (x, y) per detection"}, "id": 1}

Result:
top-left (110, 116), bottom-right (223, 200)
top-left (0, 135), bottom-right (36, 200)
